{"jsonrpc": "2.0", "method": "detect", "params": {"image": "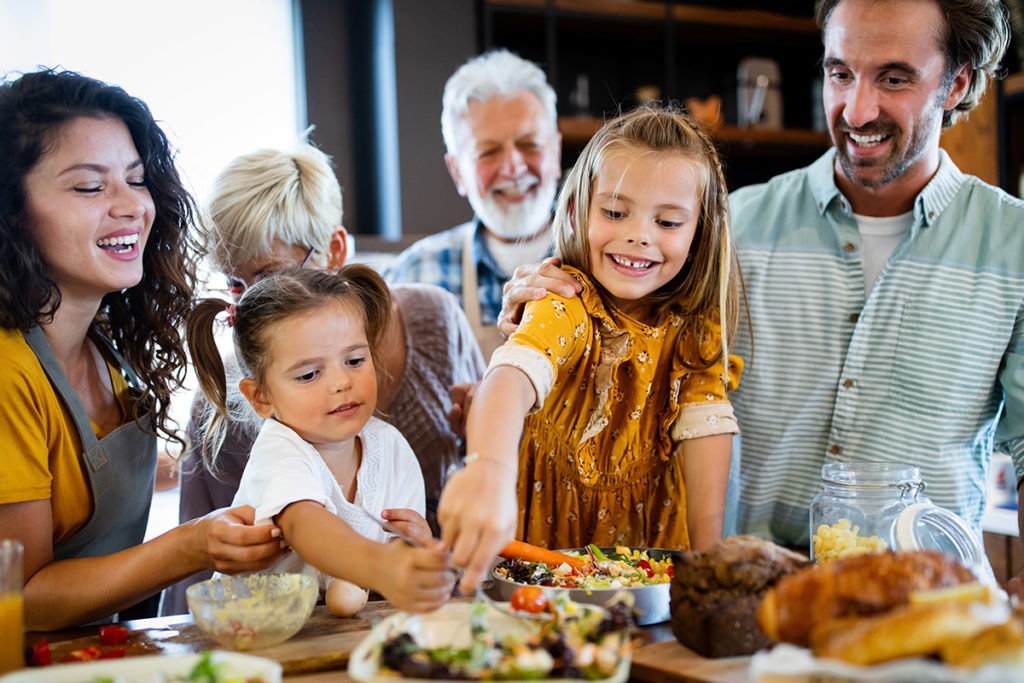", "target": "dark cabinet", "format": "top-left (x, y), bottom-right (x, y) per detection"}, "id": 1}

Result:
top-left (480, 0), bottom-right (832, 189)
top-left (1001, 72), bottom-right (1024, 198)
